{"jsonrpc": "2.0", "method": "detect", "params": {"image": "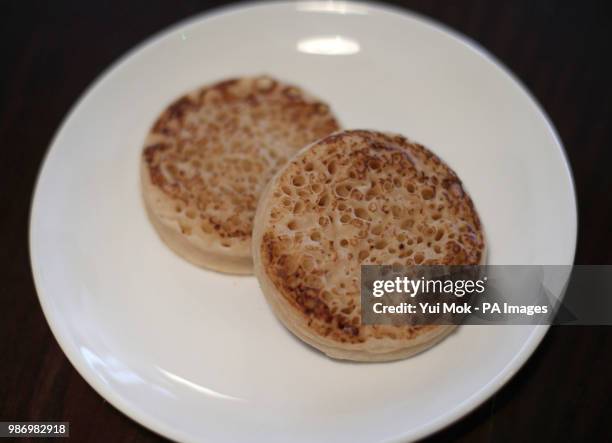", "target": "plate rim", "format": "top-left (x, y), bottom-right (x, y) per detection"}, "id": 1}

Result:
top-left (28, 1), bottom-right (578, 442)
